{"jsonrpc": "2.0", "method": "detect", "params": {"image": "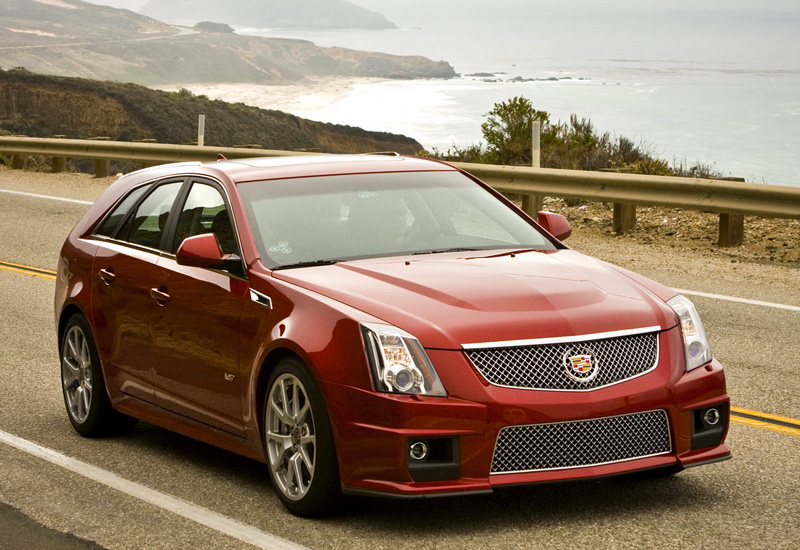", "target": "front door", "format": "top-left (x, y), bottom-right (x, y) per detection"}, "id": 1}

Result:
top-left (148, 180), bottom-right (247, 436)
